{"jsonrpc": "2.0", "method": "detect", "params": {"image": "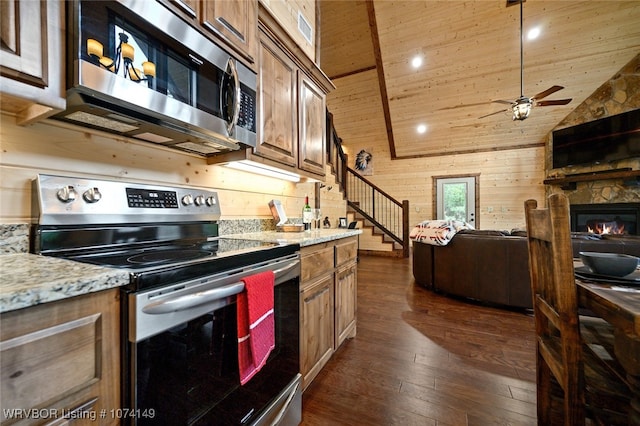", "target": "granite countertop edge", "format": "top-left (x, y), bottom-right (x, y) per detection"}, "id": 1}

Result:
top-left (0, 229), bottom-right (360, 314)
top-left (223, 228), bottom-right (362, 246)
top-left (0, 253), bottom-right (130, 314)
